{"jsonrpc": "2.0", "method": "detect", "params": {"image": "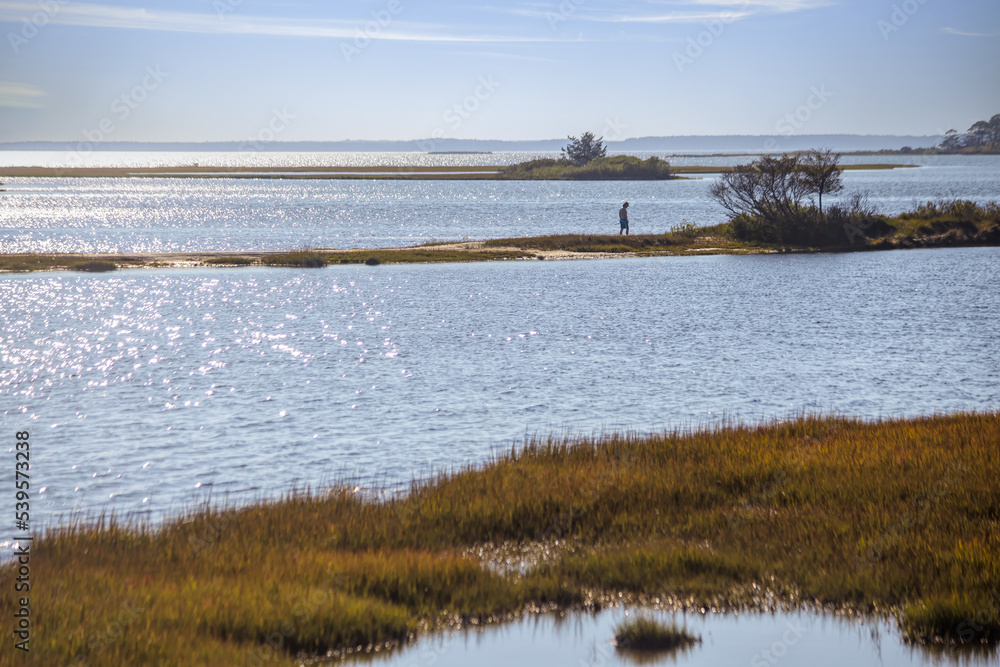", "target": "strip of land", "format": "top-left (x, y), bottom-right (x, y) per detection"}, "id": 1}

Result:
top-left (2, 212), bottom-right (997, 274)
top-left (1, 413), bottom-right (996, 665)
top-left (0, 163), bottom-right (913, 180)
